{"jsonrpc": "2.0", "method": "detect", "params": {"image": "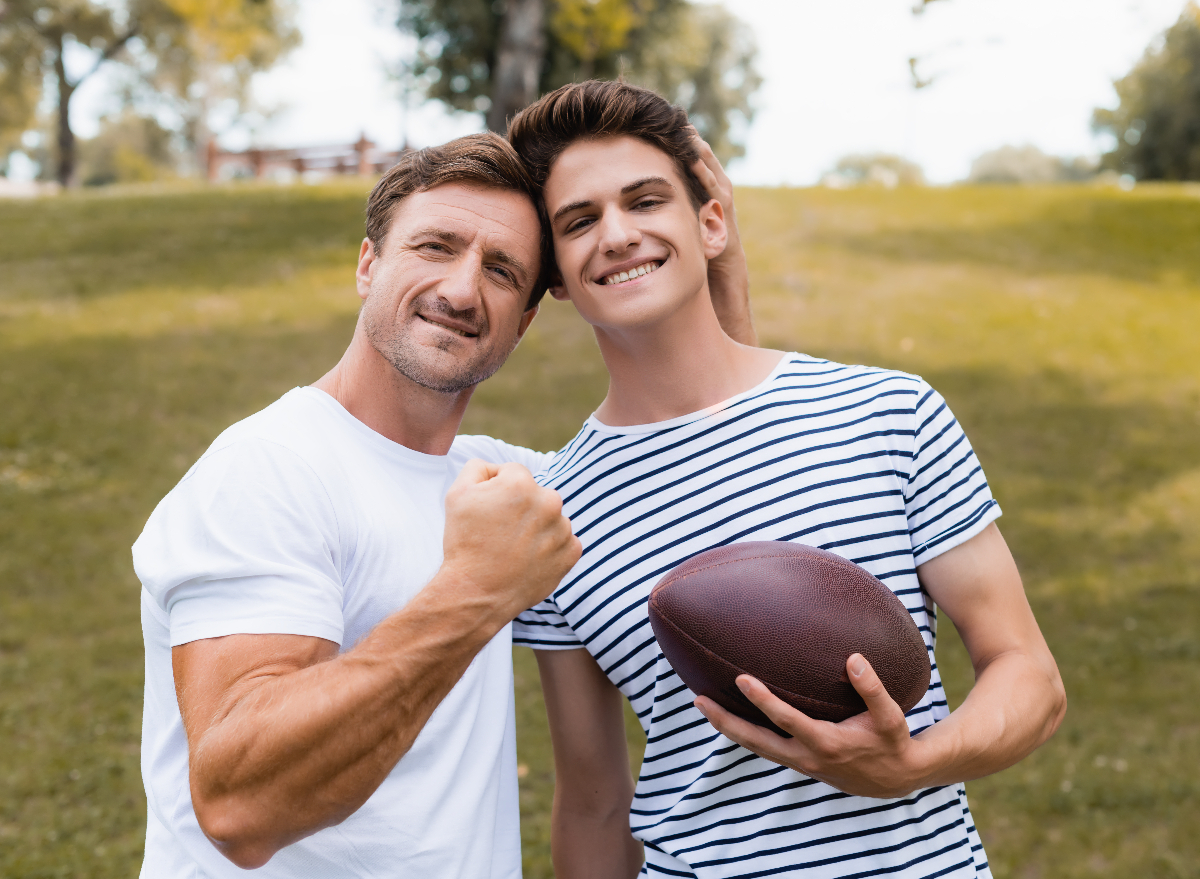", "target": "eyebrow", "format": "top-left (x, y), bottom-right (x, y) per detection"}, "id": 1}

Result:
top-left (407, 227), bottom-right (531, 285)
top-left (551, 175), bottom-right (677, 223)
